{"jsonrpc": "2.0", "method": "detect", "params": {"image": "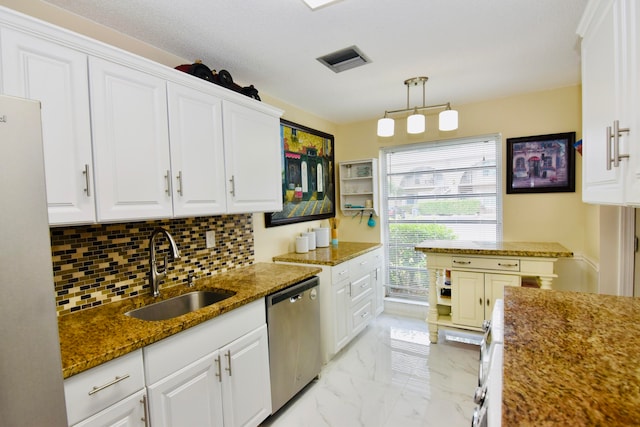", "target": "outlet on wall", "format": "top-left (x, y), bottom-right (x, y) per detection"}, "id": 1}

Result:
top-left (206, 230), bottom-right (216, 248)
